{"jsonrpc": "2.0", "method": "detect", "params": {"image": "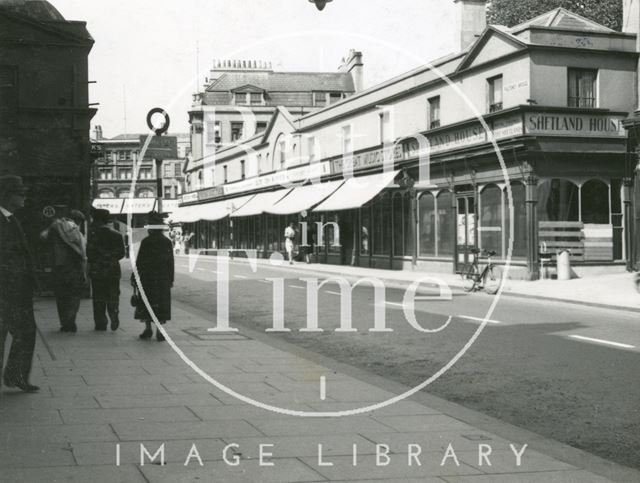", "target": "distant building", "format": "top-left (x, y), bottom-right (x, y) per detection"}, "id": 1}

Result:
top-left (186, 50), bottom-right (363, 191)
top-left (0, 0), bottom-right (95, 247)
top-left (91, 127), bottom-right (188, 224)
